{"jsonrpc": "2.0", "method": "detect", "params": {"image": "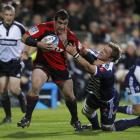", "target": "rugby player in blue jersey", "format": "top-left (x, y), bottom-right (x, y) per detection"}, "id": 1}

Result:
top-left (117, 57), bottom-right (140, 116)
top-left (66, 41), bottom-right (140, 131)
